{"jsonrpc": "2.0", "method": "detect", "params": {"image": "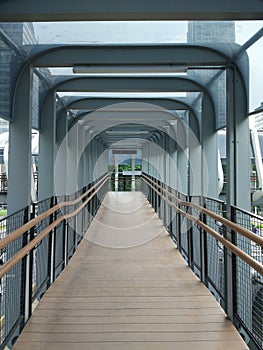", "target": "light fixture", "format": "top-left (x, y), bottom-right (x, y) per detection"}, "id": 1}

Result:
top-left (105, 130), bottom-right (150, 135)
top-left (73, 64), bottom-right (187, 74)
